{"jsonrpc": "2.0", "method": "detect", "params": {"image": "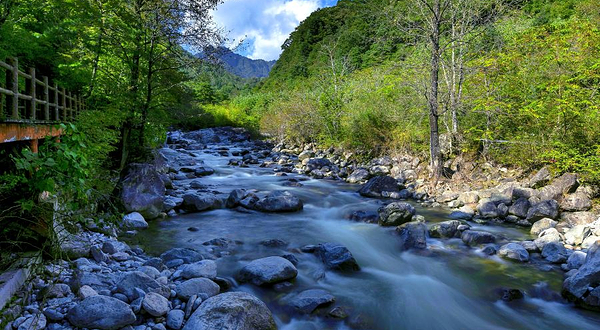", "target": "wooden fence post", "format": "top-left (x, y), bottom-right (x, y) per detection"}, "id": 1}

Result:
top-left (27, 67), bottom-right (36, 120)
top-left (7, 58), bottom-right (19, 119)
top-left (43, 76), bottom-right (50, 120)
top-left (54, 83), bottom-right (59, 121)
top-left (61, 87), bottom-right (66, 121)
